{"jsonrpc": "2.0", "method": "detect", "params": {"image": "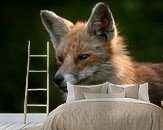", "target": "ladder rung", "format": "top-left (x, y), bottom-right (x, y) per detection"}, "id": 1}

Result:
top-left (28, 88), bottom-right (47, 91)
top-left (29, 70), bottom-right (47, 72)
top-left (30, 55), bottom-right (47, 57)
top-left (27, 104), bottom-right (47, 107)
